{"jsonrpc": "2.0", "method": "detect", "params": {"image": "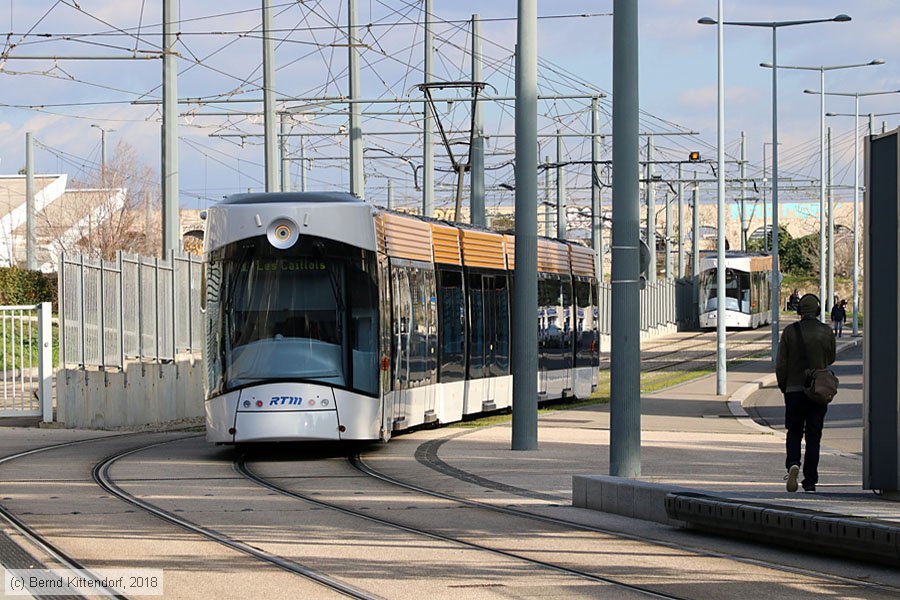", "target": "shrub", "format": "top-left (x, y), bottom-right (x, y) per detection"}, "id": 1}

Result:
top-left (0, 267), bottom-right (56, 306)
